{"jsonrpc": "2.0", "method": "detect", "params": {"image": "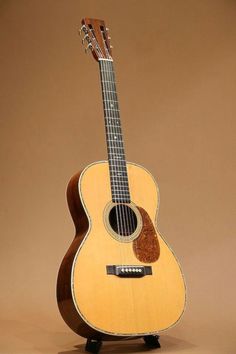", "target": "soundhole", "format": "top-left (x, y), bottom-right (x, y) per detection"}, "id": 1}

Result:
top-left (109, 204), bottom-right (138, 237)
